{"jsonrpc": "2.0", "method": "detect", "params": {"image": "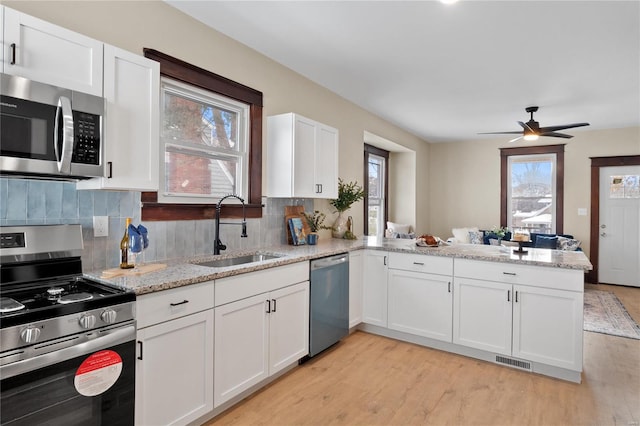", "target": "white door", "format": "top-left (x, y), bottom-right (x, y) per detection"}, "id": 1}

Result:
top-left (599, 166), bottom-right (640, 286)
top-left (453, 278), bottom-right (512, 355)
top-left (512, 285), bottom-right (582, 371)
top-left (136, 310), bottom-right (214, 426)
top-left (348, 251), bottom-right (364, 328)
top-left (214, 294), bottom-right (269, 407)
top-left (292, 115), bottom-right (317, 197)
top-left (362, 251), bottom-right (388, 327)
top-left (269, 282), bottom-right (309, 375)
top-left (388, 269), bottom-right (453, 342)
top-left (315, 124), bottom-right (339, 198)
top-left (4, 7), bottom-right (103, 96)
